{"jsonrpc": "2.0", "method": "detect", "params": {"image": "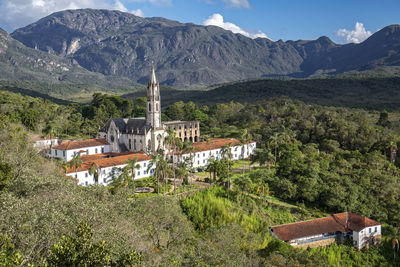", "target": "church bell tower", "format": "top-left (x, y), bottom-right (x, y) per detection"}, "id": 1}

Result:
top-left (146, 65), bottom-right (162, 129)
